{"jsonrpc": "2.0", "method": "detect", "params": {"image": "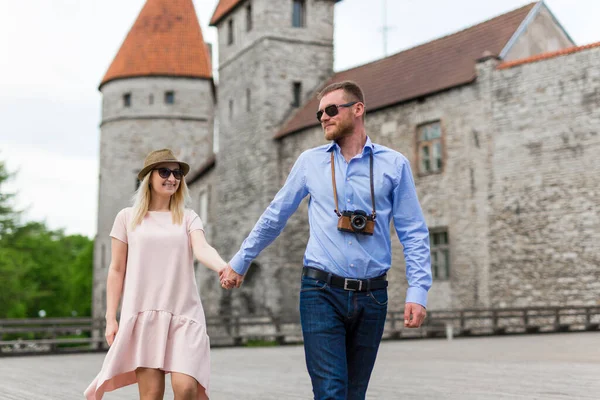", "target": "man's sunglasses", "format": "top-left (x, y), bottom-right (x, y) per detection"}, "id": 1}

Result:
top-left (316, 101), bottom-right (358, 122)
top-left (154, 167), bottom-right (183, 180)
